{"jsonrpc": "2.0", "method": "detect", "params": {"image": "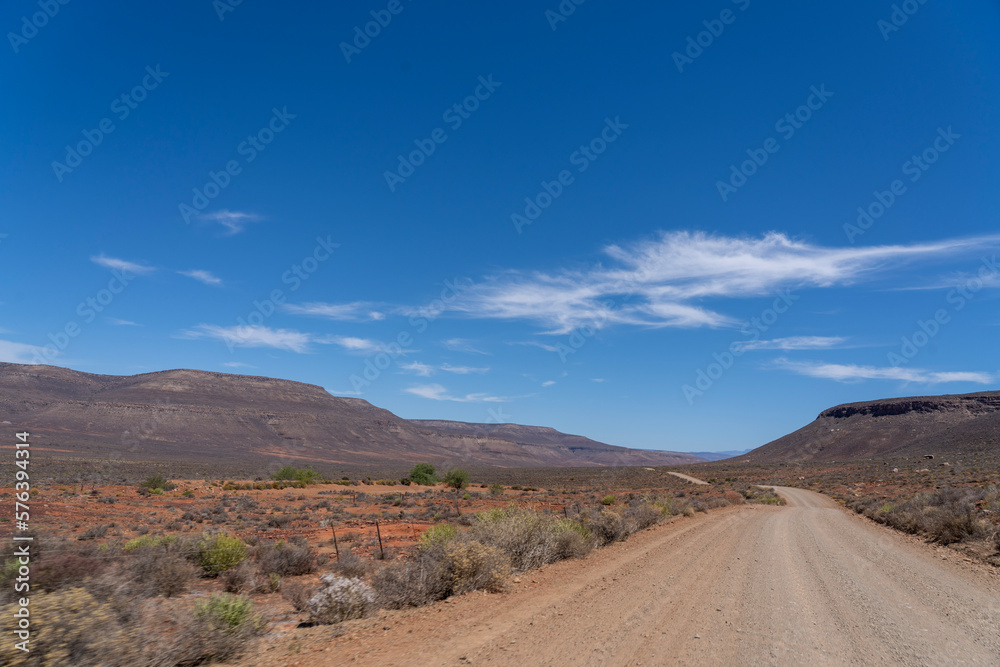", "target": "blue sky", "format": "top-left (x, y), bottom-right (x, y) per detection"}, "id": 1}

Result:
top-left (2, 1), bottom-right (999, 452)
